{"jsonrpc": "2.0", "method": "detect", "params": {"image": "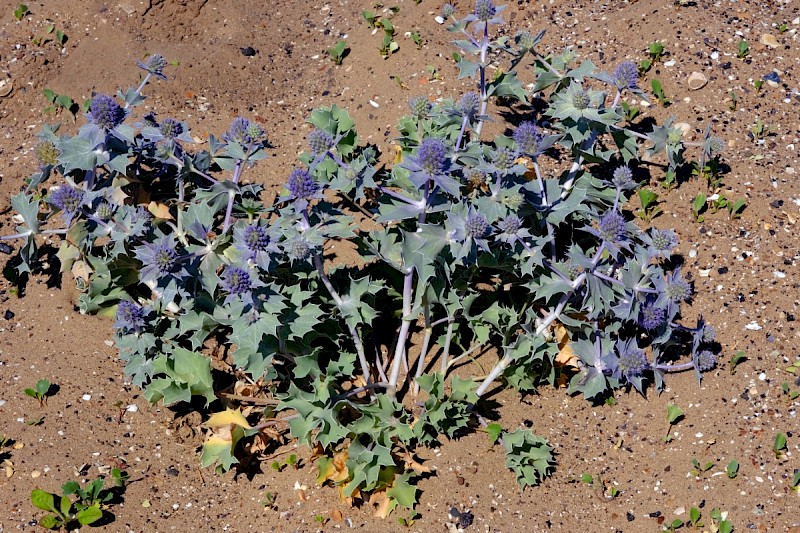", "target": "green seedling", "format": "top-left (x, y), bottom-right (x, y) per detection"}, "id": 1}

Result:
top-left (397, 511), bottom-right (420, 527)
top-left (640, 41), bottom-right (665, 74)
top-left (691, 193), bottom-right (706, 222)
top-left (42, 88), bottom-right (79, 117)
top-left (13, 3), bottom-right (28, 20)
top-left (486, 422), bottom-right (503, 444)
top-left (388, 6), bottom-right (400, 15)
top-left (665, 518), bottom-right (684, 531)
top-left (270, 453), bottom-right (299, 472)
top-left (778, 22), bottom-right (789, 33)
top-left (750, 118), bottom-right (769, 140)
top-left (24, 379), bottom-right (52, 407)
top-left (0, 435), bottom-right (13, 448)
top-left (621, 102), bottom-right (640, 123)
top-left (31, 470), bottom-right (127, 530)
top-left (25, 416), bottom-right (44, 426)
top-left (753, 79), bottom-right (764, 91)
top-left (690, 458), bottom-right (714, 477)
top-left (361, 9), bottom-right (377, 27)
top-left (426, 64), bottom-right (442, 81)
top-left (692, 157), bottom-right (724, 190)
top-left (651, 79), bottom-right (670, 106)
top-left (785, 359), bottom-right (800, 374)
top-left (736, 40), bottom-right (749, 58)
top-left (689, 506), bottom-right (703, 527)
top-left (377, 19), bottom-right (399, 58)
top-left (728, 91), bottom-right (737, 111)
top-left (791, 469), bottom-right (800, 492)
top-left (32, 23), bottom-right (67, 47)
top-left (636, 188), bottom-right (661, 223)
top-left (729, 350), bottom-right (746, 374)
top-left (781, 382), bottom-right (800, 400)
top-left (327, 40), bottom-right (348, 65)
top-left (261, 491), bottom-right (277, 510)
top-left (410, 31), bottom-right (422, 49)
top-left (725, 459), bottom-right (739, 479)
top-left (660, 169), bottom-right (677, 191)
top-left (314, 514), bottom-right (327, 524)
top-left (663, 403), bottom-right (684, 443)
top-left (709, 508), bottom-right (733, 533)
top-left (774, 432), bottom-right (787, 458)
top-left (579, 473), bottom-right (619, 498)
